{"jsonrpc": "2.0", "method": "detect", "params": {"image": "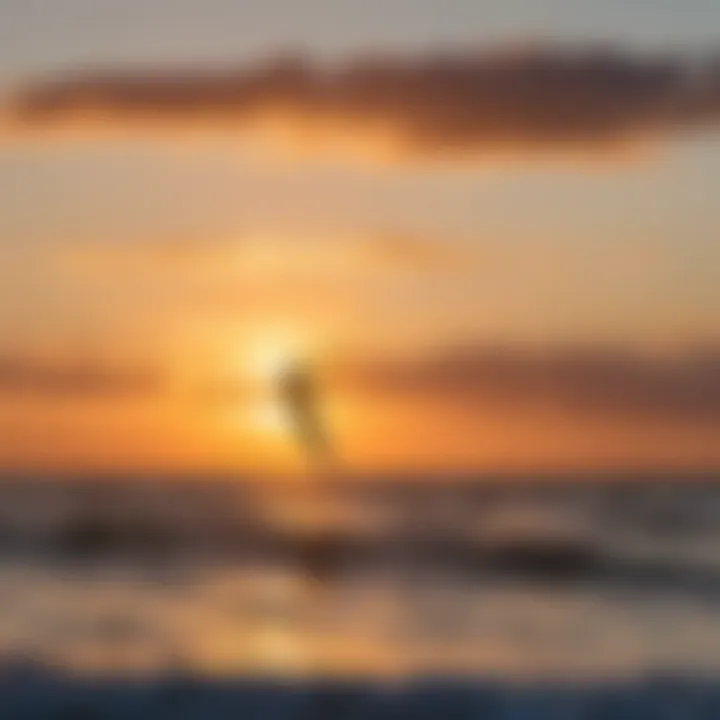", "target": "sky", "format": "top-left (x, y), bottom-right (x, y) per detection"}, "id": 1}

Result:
top-left (0, 0), bottom-right (719, 474)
